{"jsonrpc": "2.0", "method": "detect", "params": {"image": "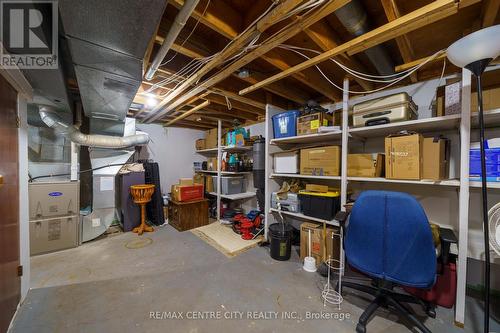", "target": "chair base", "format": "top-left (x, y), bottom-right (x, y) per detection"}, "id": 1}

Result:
top-left (338, 280), bottom-right (435, 333)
